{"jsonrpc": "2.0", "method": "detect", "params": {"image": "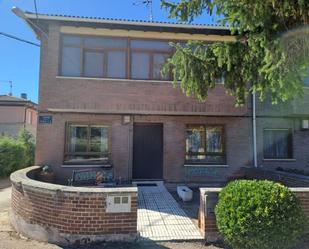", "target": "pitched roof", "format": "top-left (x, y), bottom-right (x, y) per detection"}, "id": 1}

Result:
top-left (24, 11), bottom-right (229, 30)
top-left (0, 95), bottom-right (27, 102)
top-left (0, 95), bottom-right (37, 108)
top-left (22, 11), bottom-right (231, 36)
